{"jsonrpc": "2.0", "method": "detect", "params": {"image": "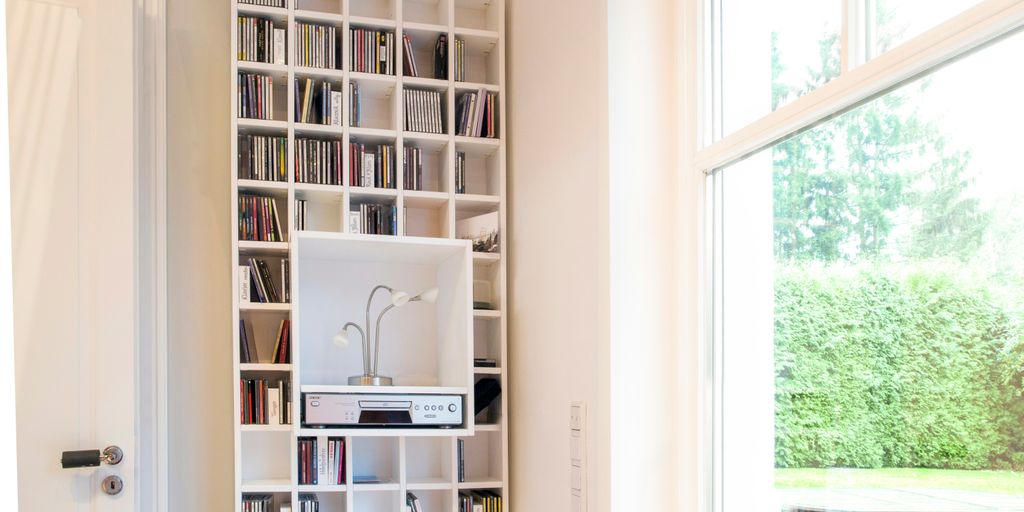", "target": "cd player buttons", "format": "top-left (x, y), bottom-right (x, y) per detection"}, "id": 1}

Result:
top-left (448, 404), bottom-right (457, 412)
